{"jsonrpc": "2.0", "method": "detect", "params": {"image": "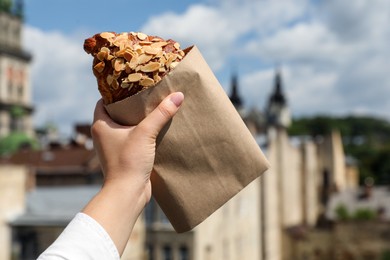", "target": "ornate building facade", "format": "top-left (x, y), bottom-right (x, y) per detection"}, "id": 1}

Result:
top-left (0, 0), bottom-right (33, 137)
